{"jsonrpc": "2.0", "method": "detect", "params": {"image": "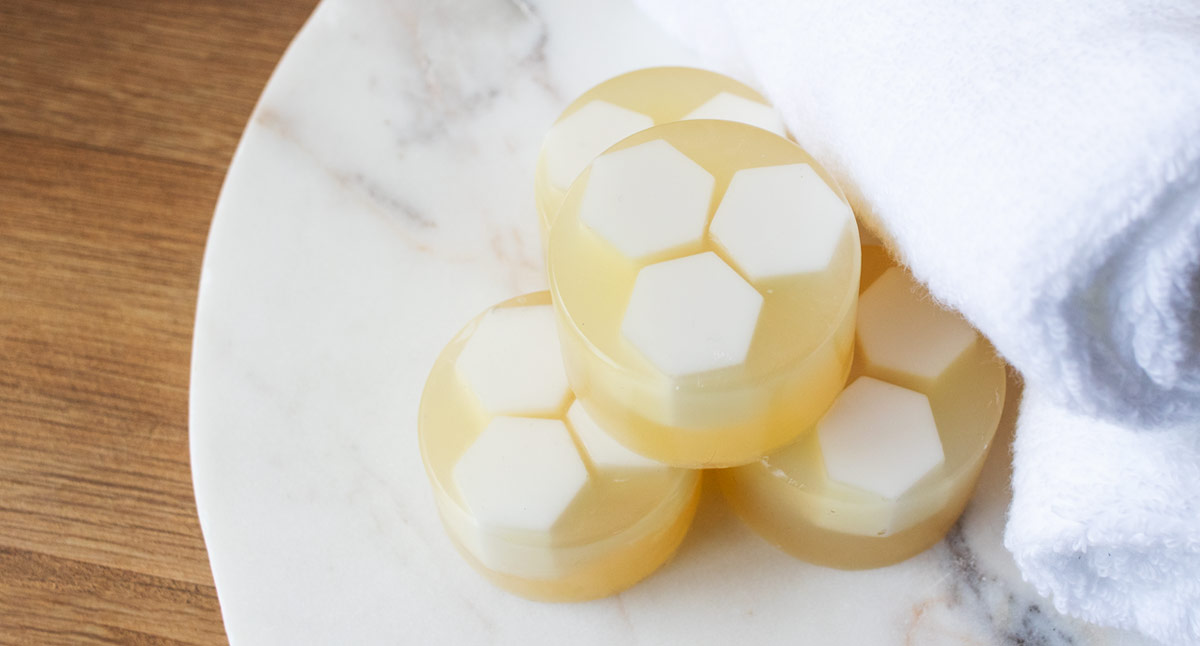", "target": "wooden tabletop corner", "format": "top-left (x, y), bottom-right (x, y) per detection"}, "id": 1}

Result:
top-left (0, 1), bottom-right (318, 643)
